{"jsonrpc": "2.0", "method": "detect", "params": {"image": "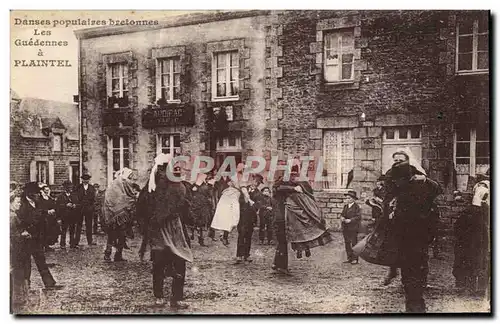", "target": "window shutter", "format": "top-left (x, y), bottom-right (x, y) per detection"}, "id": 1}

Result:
top-left (48, 160), bottom-right (55, 185)
top-left (107, 136), bottom-right (113, 187)
top-left (156, 134), bottom-right (161, 155)
top-left (68, 165), bottom-right (73, 183)
top-left (156, 59), bottom-right (162, 102)
top-left (30, 160), bottom-right (37, 182)
top-left (106, 64), bottom-right (112, 100)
